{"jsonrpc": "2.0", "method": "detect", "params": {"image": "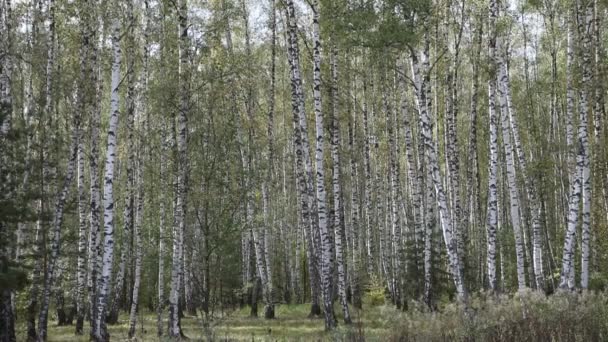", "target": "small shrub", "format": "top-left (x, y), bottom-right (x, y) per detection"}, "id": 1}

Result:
top-left (363, 275), bottom-right (387, 307)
